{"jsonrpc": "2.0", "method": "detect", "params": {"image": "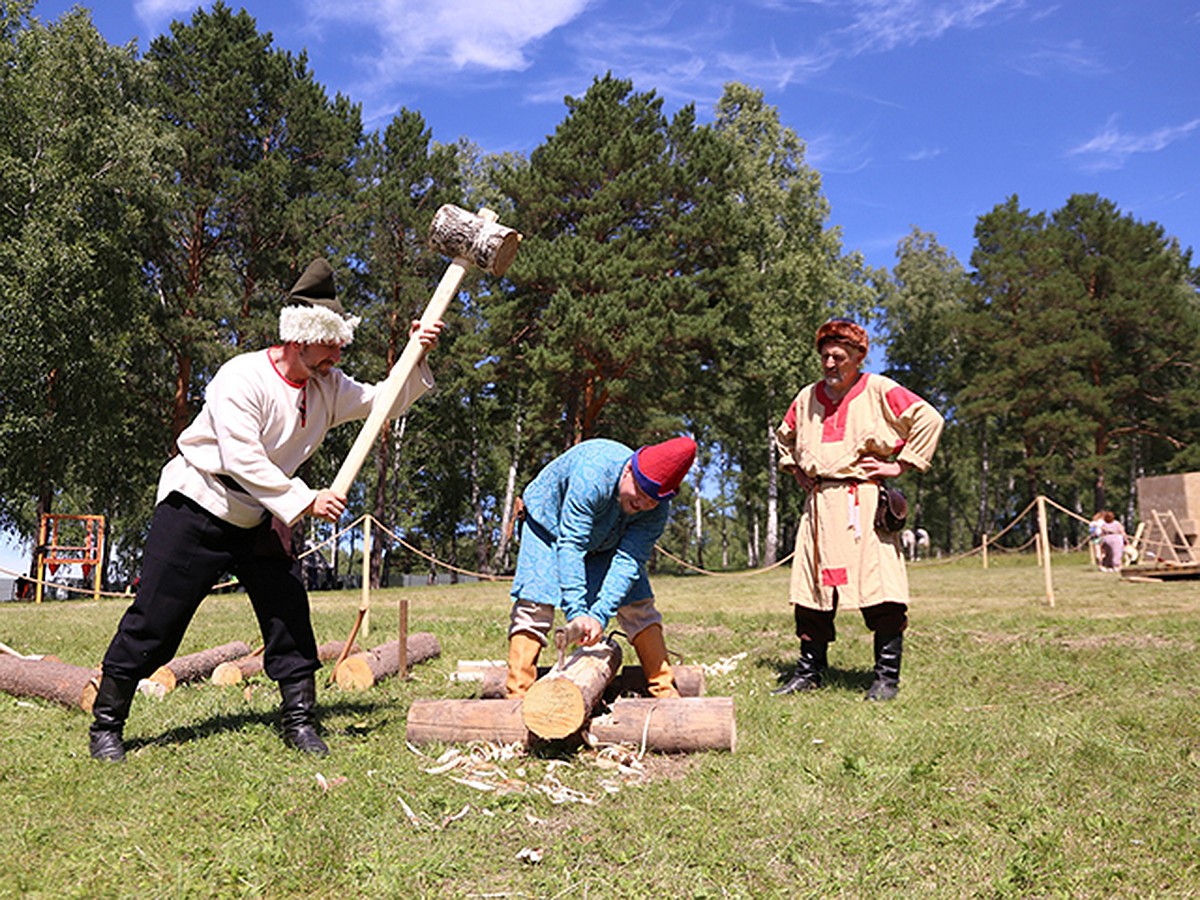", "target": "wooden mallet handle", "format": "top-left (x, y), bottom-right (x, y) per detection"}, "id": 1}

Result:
top-left (329, 207), bottom-right (517, 496)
